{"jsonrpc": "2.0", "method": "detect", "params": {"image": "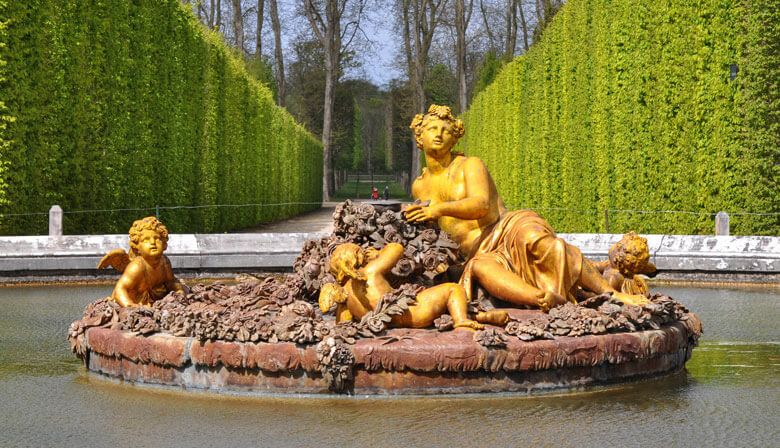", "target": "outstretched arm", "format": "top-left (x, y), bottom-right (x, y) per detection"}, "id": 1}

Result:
top-left (405, 158), bottom-right (492, 222)
top-left (364, 243), bottom-right (405, 276)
